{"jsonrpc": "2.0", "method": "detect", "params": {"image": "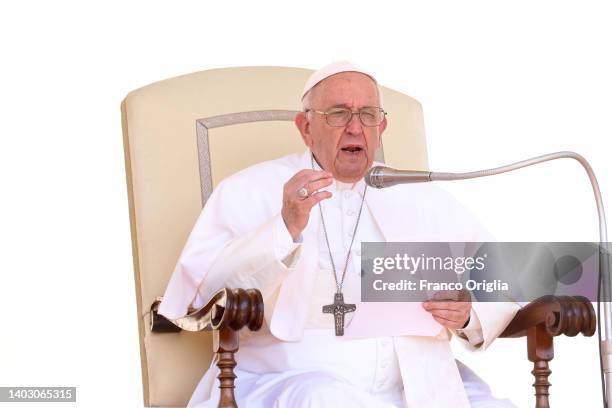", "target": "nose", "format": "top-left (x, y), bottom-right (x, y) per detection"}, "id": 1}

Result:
top-left (345, 112), bottom-right (363, 135)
